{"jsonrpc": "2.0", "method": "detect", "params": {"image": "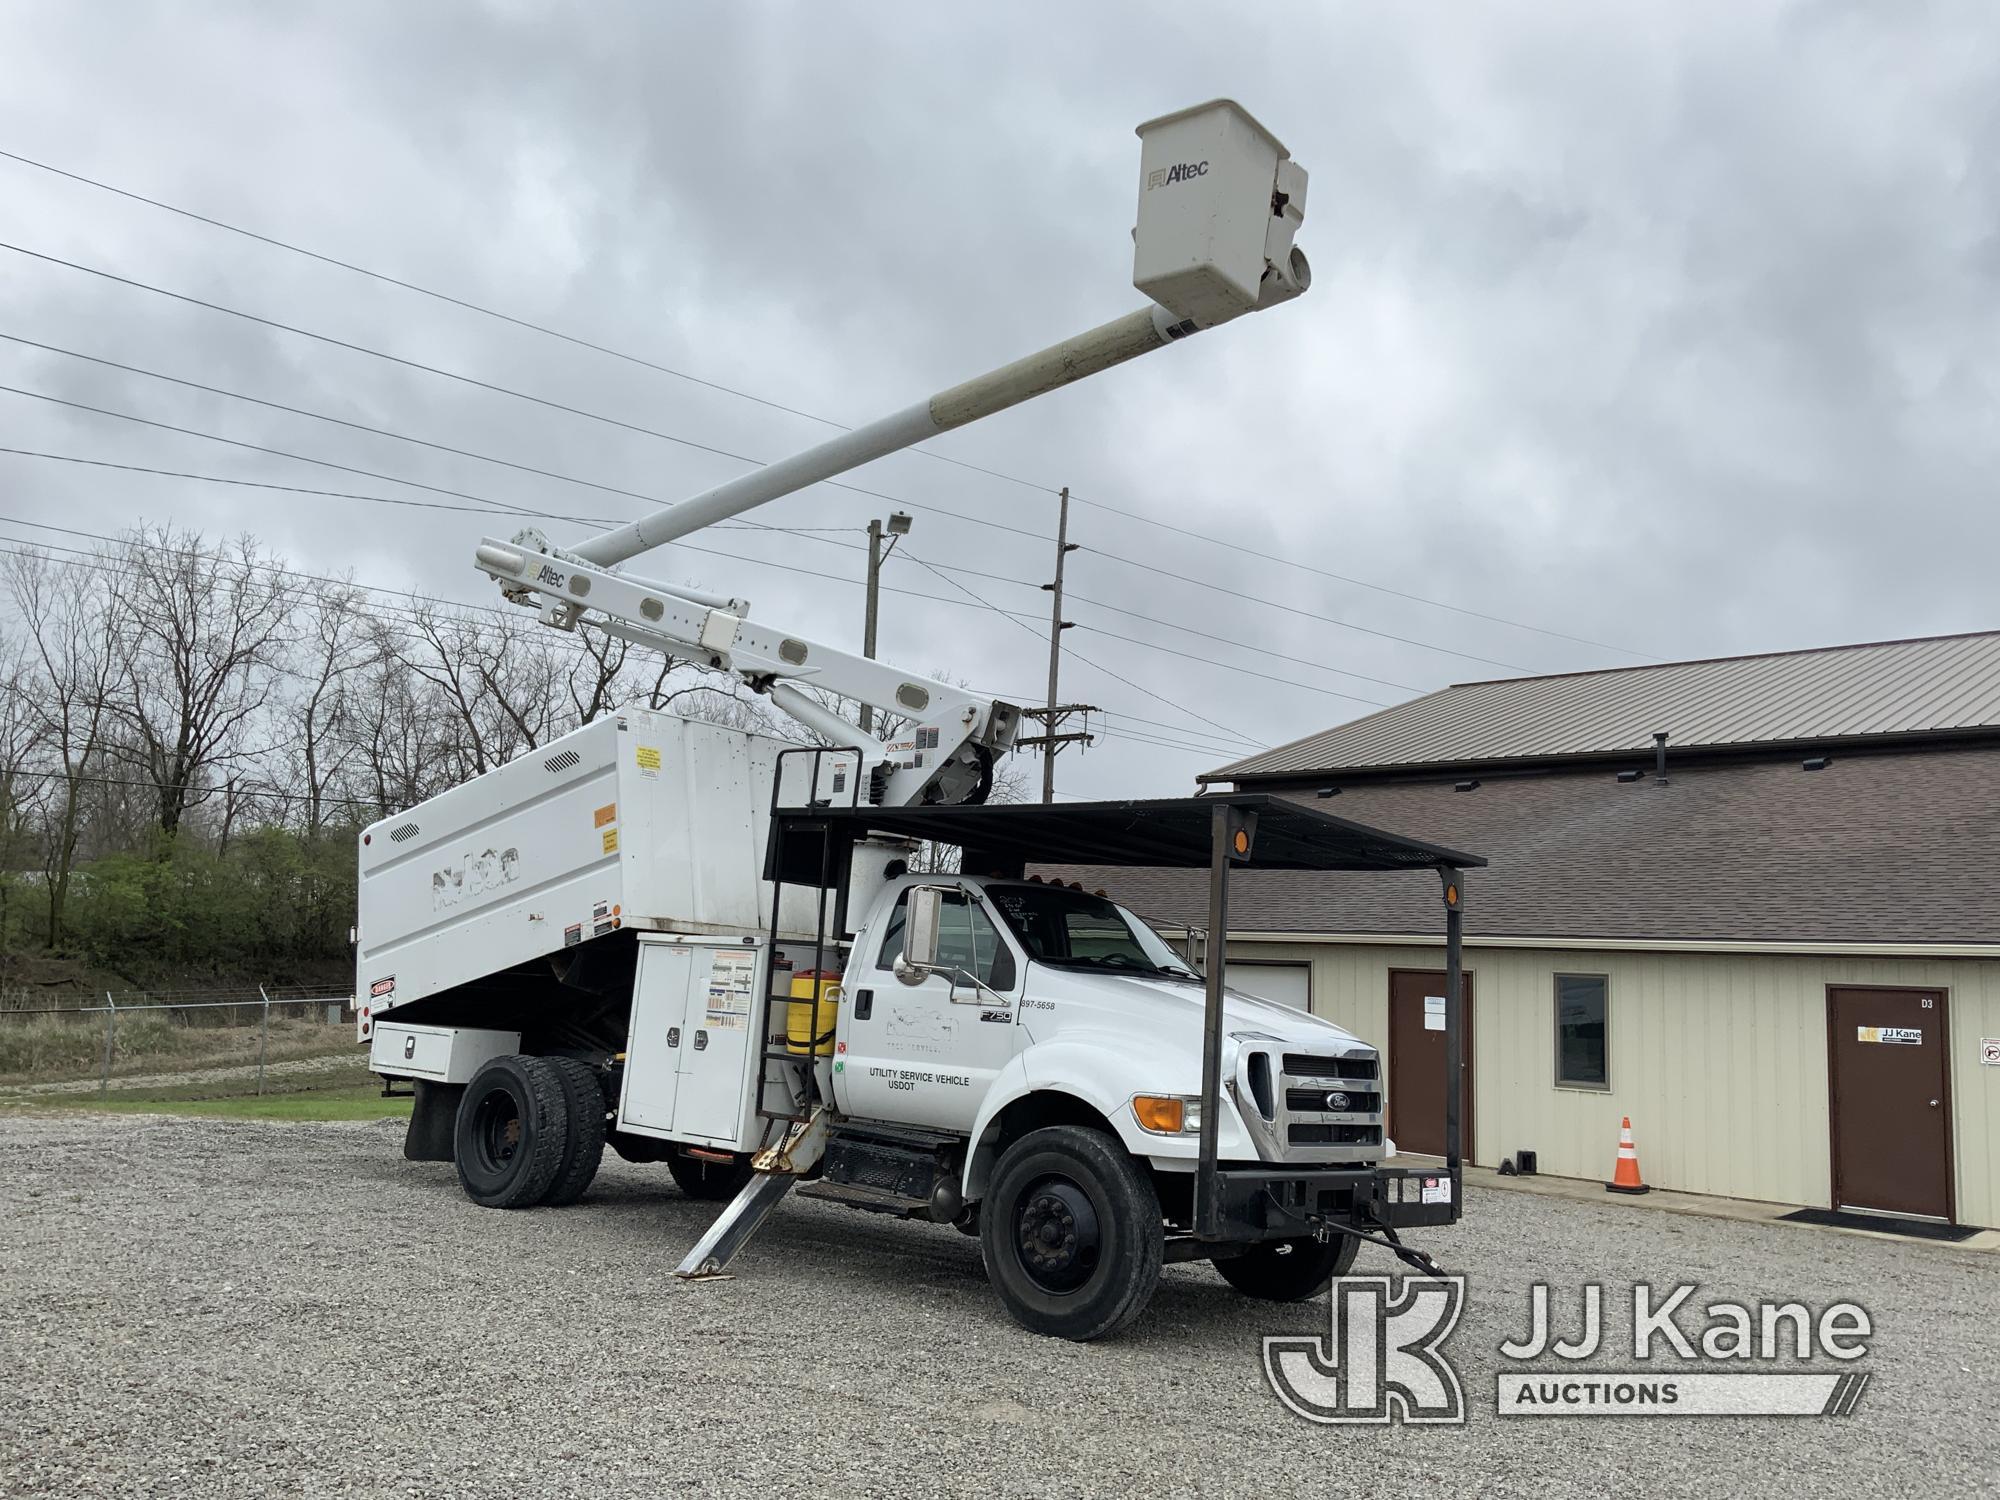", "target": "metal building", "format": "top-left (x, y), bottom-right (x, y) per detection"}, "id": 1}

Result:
top-left (1072, 631), bottom-right (2000, 1228)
